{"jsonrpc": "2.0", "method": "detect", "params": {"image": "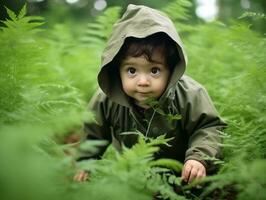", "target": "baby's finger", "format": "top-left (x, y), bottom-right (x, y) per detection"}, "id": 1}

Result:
top-left (196, 168), bottom-right (206, 179)
top-left (188, 167), bottom-right (198, 183)
top-left (181, 164), bottom-right (192, 183)
top-left (73, 172), bottom-right (80, 181)
top-left (76, 172), bottom-right (84, 182)
top-left (82, 172), bottom-right (88, 181)
top-left (74, 171), bottom-right (85, 182)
